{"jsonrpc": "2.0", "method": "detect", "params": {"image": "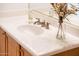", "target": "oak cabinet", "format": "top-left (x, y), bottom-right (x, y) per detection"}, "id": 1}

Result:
top-left (6, 34), bottom-right (31, 56)
top-left (7, 34), bottom-right (20, 56)
top-left (0, 28), bottom-right (6, 56)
